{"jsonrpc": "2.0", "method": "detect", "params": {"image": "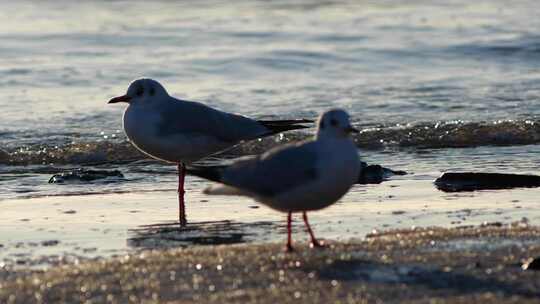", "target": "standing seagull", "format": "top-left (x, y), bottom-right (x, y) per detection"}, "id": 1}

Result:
top-left (108, 78), bottom-right (311, 226)
top-left (187, 109), bottom-right (361, 251)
